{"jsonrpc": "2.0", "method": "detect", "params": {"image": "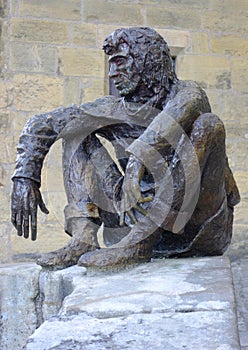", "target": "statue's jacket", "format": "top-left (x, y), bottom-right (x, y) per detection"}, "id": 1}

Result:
top-left (13, 80), bottom-right (240, 256)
